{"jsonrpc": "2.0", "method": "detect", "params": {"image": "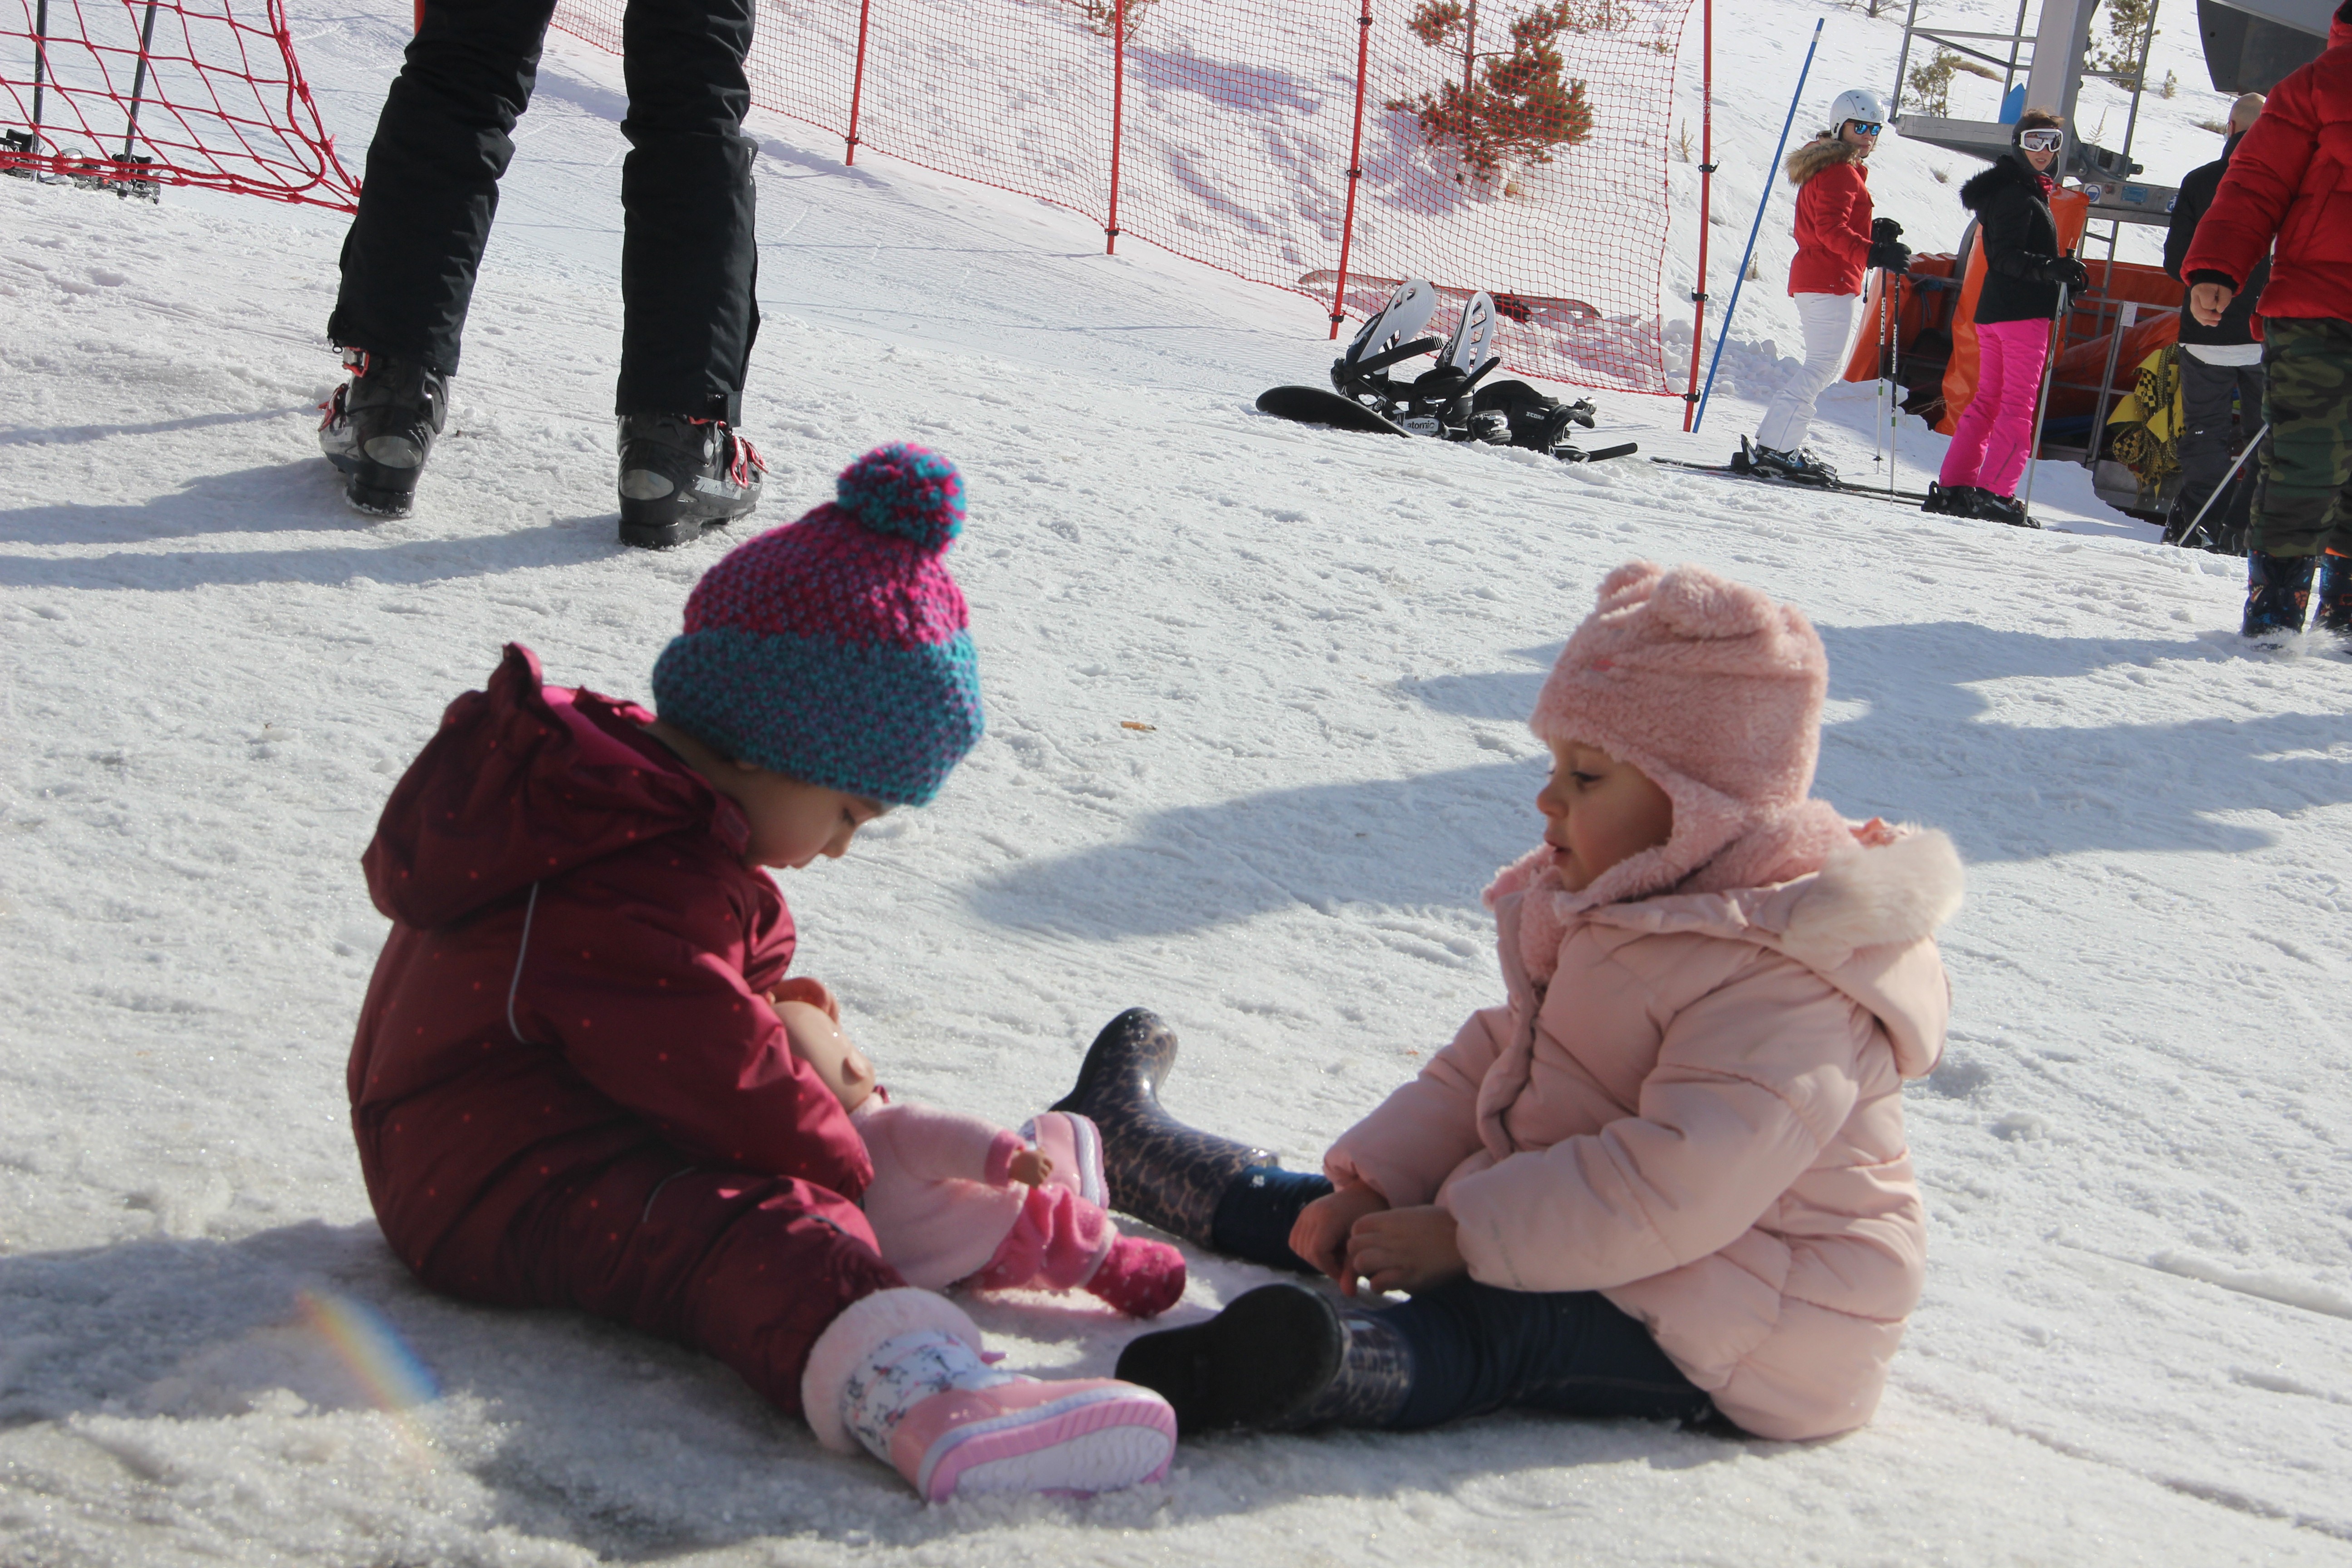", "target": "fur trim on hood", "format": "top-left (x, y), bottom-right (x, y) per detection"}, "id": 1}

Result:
top-left (1786, 135), bottom-right (1863, 185)
top-left (1959, 152), bottom-right (2047, 214)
